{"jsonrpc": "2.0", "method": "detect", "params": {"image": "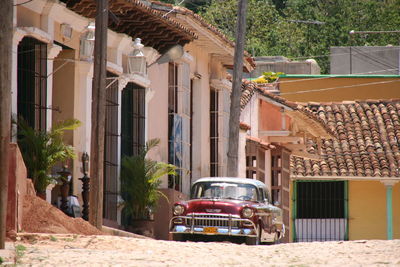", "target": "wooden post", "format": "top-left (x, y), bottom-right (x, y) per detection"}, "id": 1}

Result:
top-left (0, 0), bottom-right (13, 249)
top-left (227, 0), bottom-right (247, 177)
top-left (89, 0), bottom-right (108, 229)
